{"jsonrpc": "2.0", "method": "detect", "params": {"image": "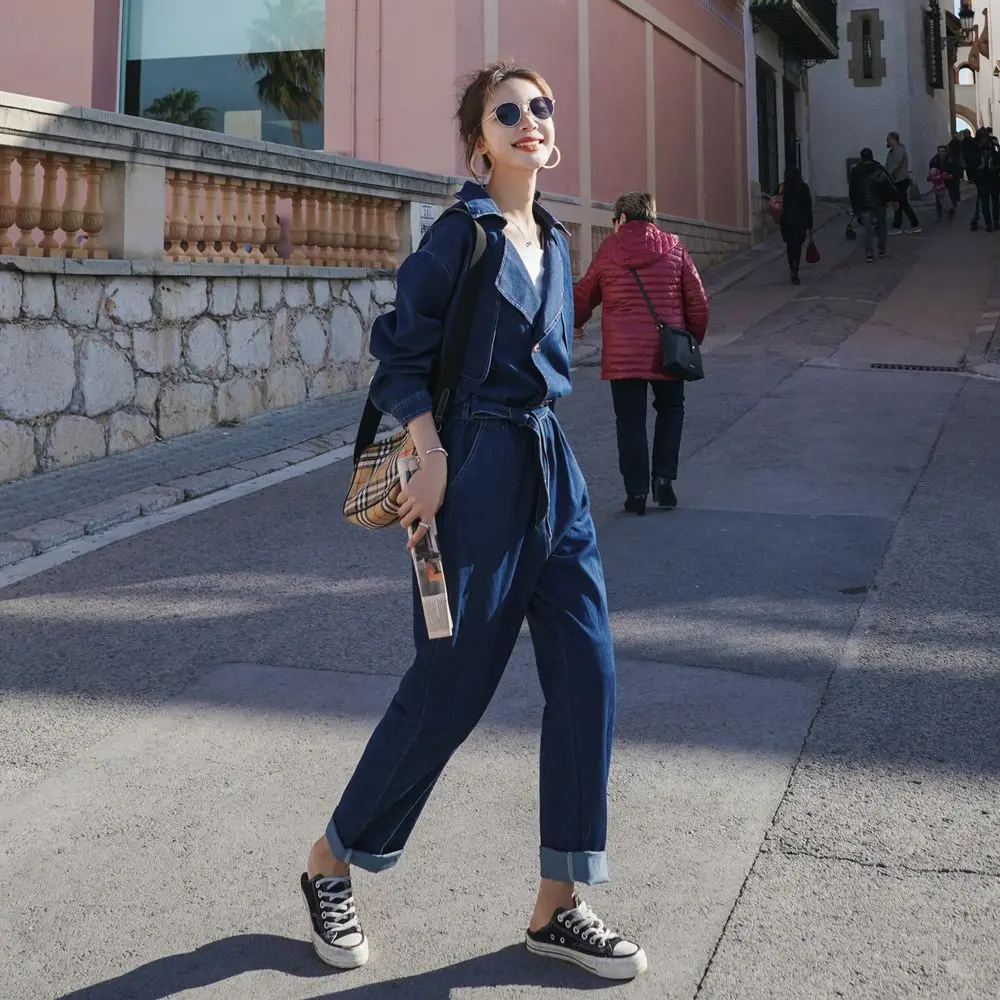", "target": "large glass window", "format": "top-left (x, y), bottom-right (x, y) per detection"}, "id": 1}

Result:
top-left (122, 0), bottom-right (325, 149)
